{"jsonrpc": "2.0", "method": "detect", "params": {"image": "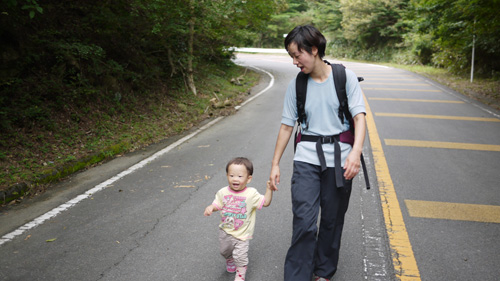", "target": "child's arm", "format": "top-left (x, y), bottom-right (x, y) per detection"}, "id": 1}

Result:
top-left (204, 204), bottom-right (218, 216)
top-left (263, 181), bottom-right (274, 207)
